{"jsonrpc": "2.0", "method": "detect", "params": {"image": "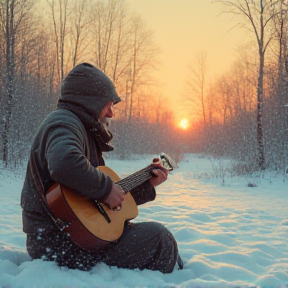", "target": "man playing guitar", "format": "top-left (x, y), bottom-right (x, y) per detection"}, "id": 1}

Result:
top-left (21, 63), bottom-right (183, 273)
